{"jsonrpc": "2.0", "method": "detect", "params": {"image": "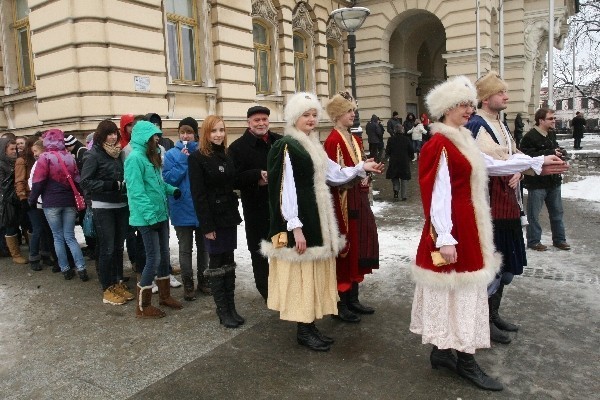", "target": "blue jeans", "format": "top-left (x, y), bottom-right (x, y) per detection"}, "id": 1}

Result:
top-left (94, 207), bottom-right (128, 290)
top-left (137, 220), bottom-right (170, 287)
top-left (526, 186), bottom-right (566, 246)
top-left (43, 207), bottom-right (86, 272)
